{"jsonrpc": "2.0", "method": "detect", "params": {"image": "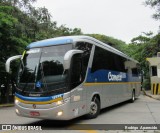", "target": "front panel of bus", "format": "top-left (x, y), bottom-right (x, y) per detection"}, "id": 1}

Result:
top-left (15, 41), bottom-right (93, 120)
